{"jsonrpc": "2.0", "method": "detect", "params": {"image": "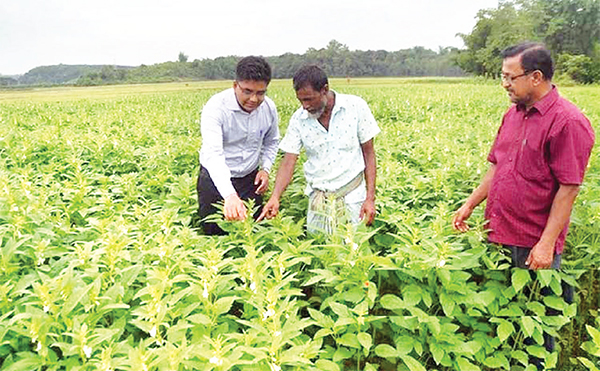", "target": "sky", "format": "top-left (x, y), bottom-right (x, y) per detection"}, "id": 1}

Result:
top-left (0, 0), bottom-right (499, 76)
